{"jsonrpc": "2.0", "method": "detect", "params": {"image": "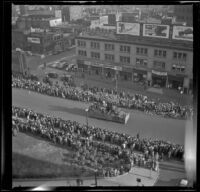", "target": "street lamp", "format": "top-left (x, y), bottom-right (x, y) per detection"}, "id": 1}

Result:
top-left (114, 66), bottom-right (118, 92)
top-left (85, 108), bottom-right (89, 128)
top-left (178, 89), bottom-right (184, 107)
